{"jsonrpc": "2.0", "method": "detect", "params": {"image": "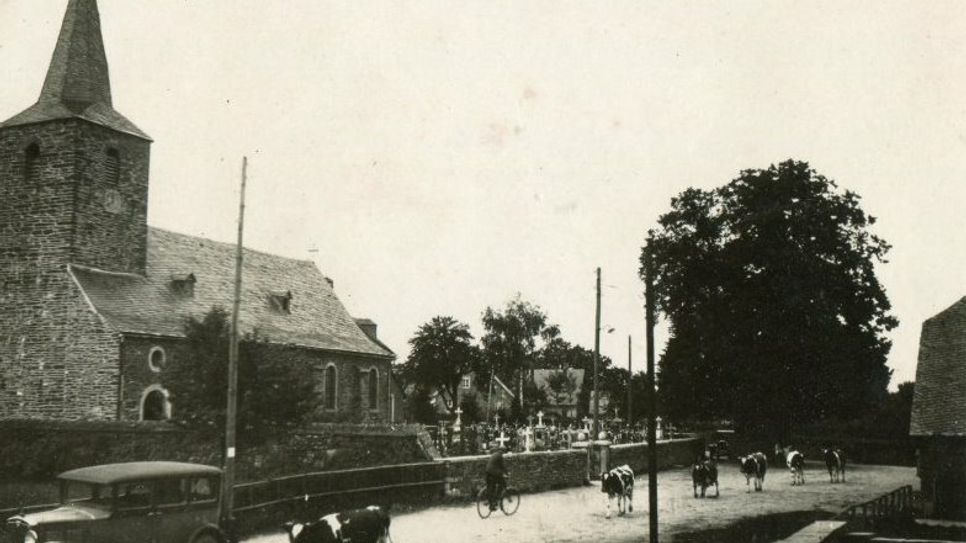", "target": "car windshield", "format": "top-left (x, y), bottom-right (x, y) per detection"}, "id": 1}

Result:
top-left (62, 481), bottom-right (113, 509)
